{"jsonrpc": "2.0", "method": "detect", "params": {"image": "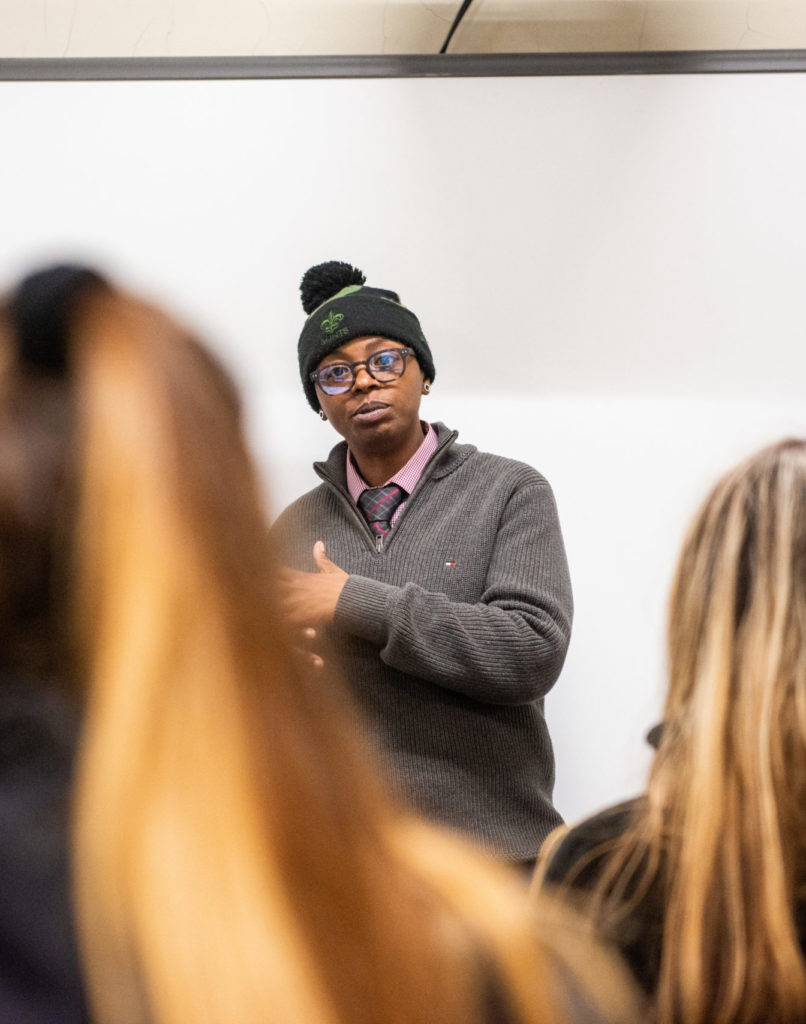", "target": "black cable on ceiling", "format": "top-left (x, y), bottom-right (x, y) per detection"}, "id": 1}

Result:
top-left (439, 0), bottom-right (477, 54)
